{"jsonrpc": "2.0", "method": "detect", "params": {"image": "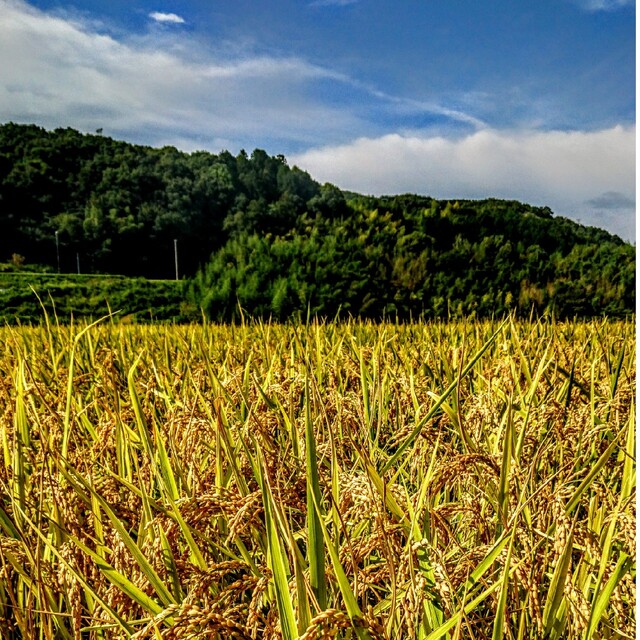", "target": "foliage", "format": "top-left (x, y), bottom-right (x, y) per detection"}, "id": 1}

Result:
top-left (191, 197), bottom-right (635, 320)
top-left (0, 318), bottom-right (634, 638)
top-left (0, 124), bottom-right (319, 277)
top-left (0, 123), bottom-right (635, 320)
top-left (0, 271), bottom-right (194, 324)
